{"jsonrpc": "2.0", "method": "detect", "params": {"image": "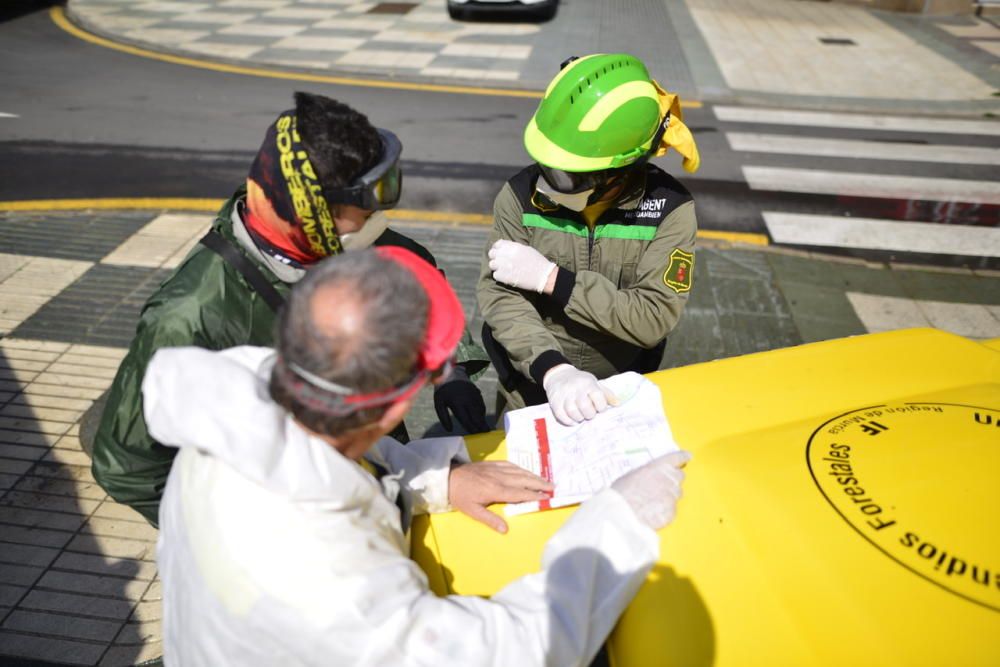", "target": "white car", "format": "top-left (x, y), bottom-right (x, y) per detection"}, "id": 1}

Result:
top-left (447, 0), bottom-right (557, 21)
